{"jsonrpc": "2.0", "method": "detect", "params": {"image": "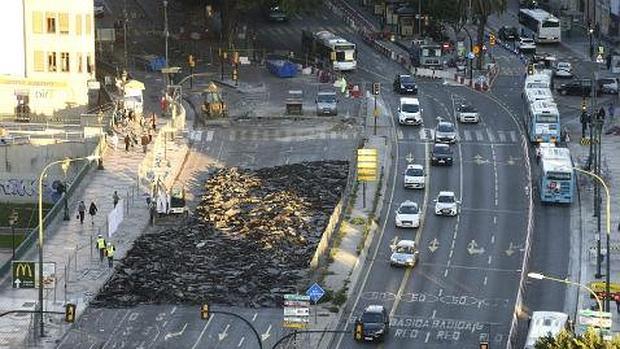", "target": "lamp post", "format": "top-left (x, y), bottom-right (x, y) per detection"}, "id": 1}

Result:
top-left (163, 0), bottom-right (169, 68)
top-left (8, 210), bottom-right (18, 260)
top-left (527, 272), bottom-right (603, 313)
top-left (589, 26), bottom-right (594, 59)
top-left (573, 167), bottom-right (612, 311)
top-left (37, 155), bottom-right (98, 337)
top-left (462, 26), bottom-right (474, 83)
